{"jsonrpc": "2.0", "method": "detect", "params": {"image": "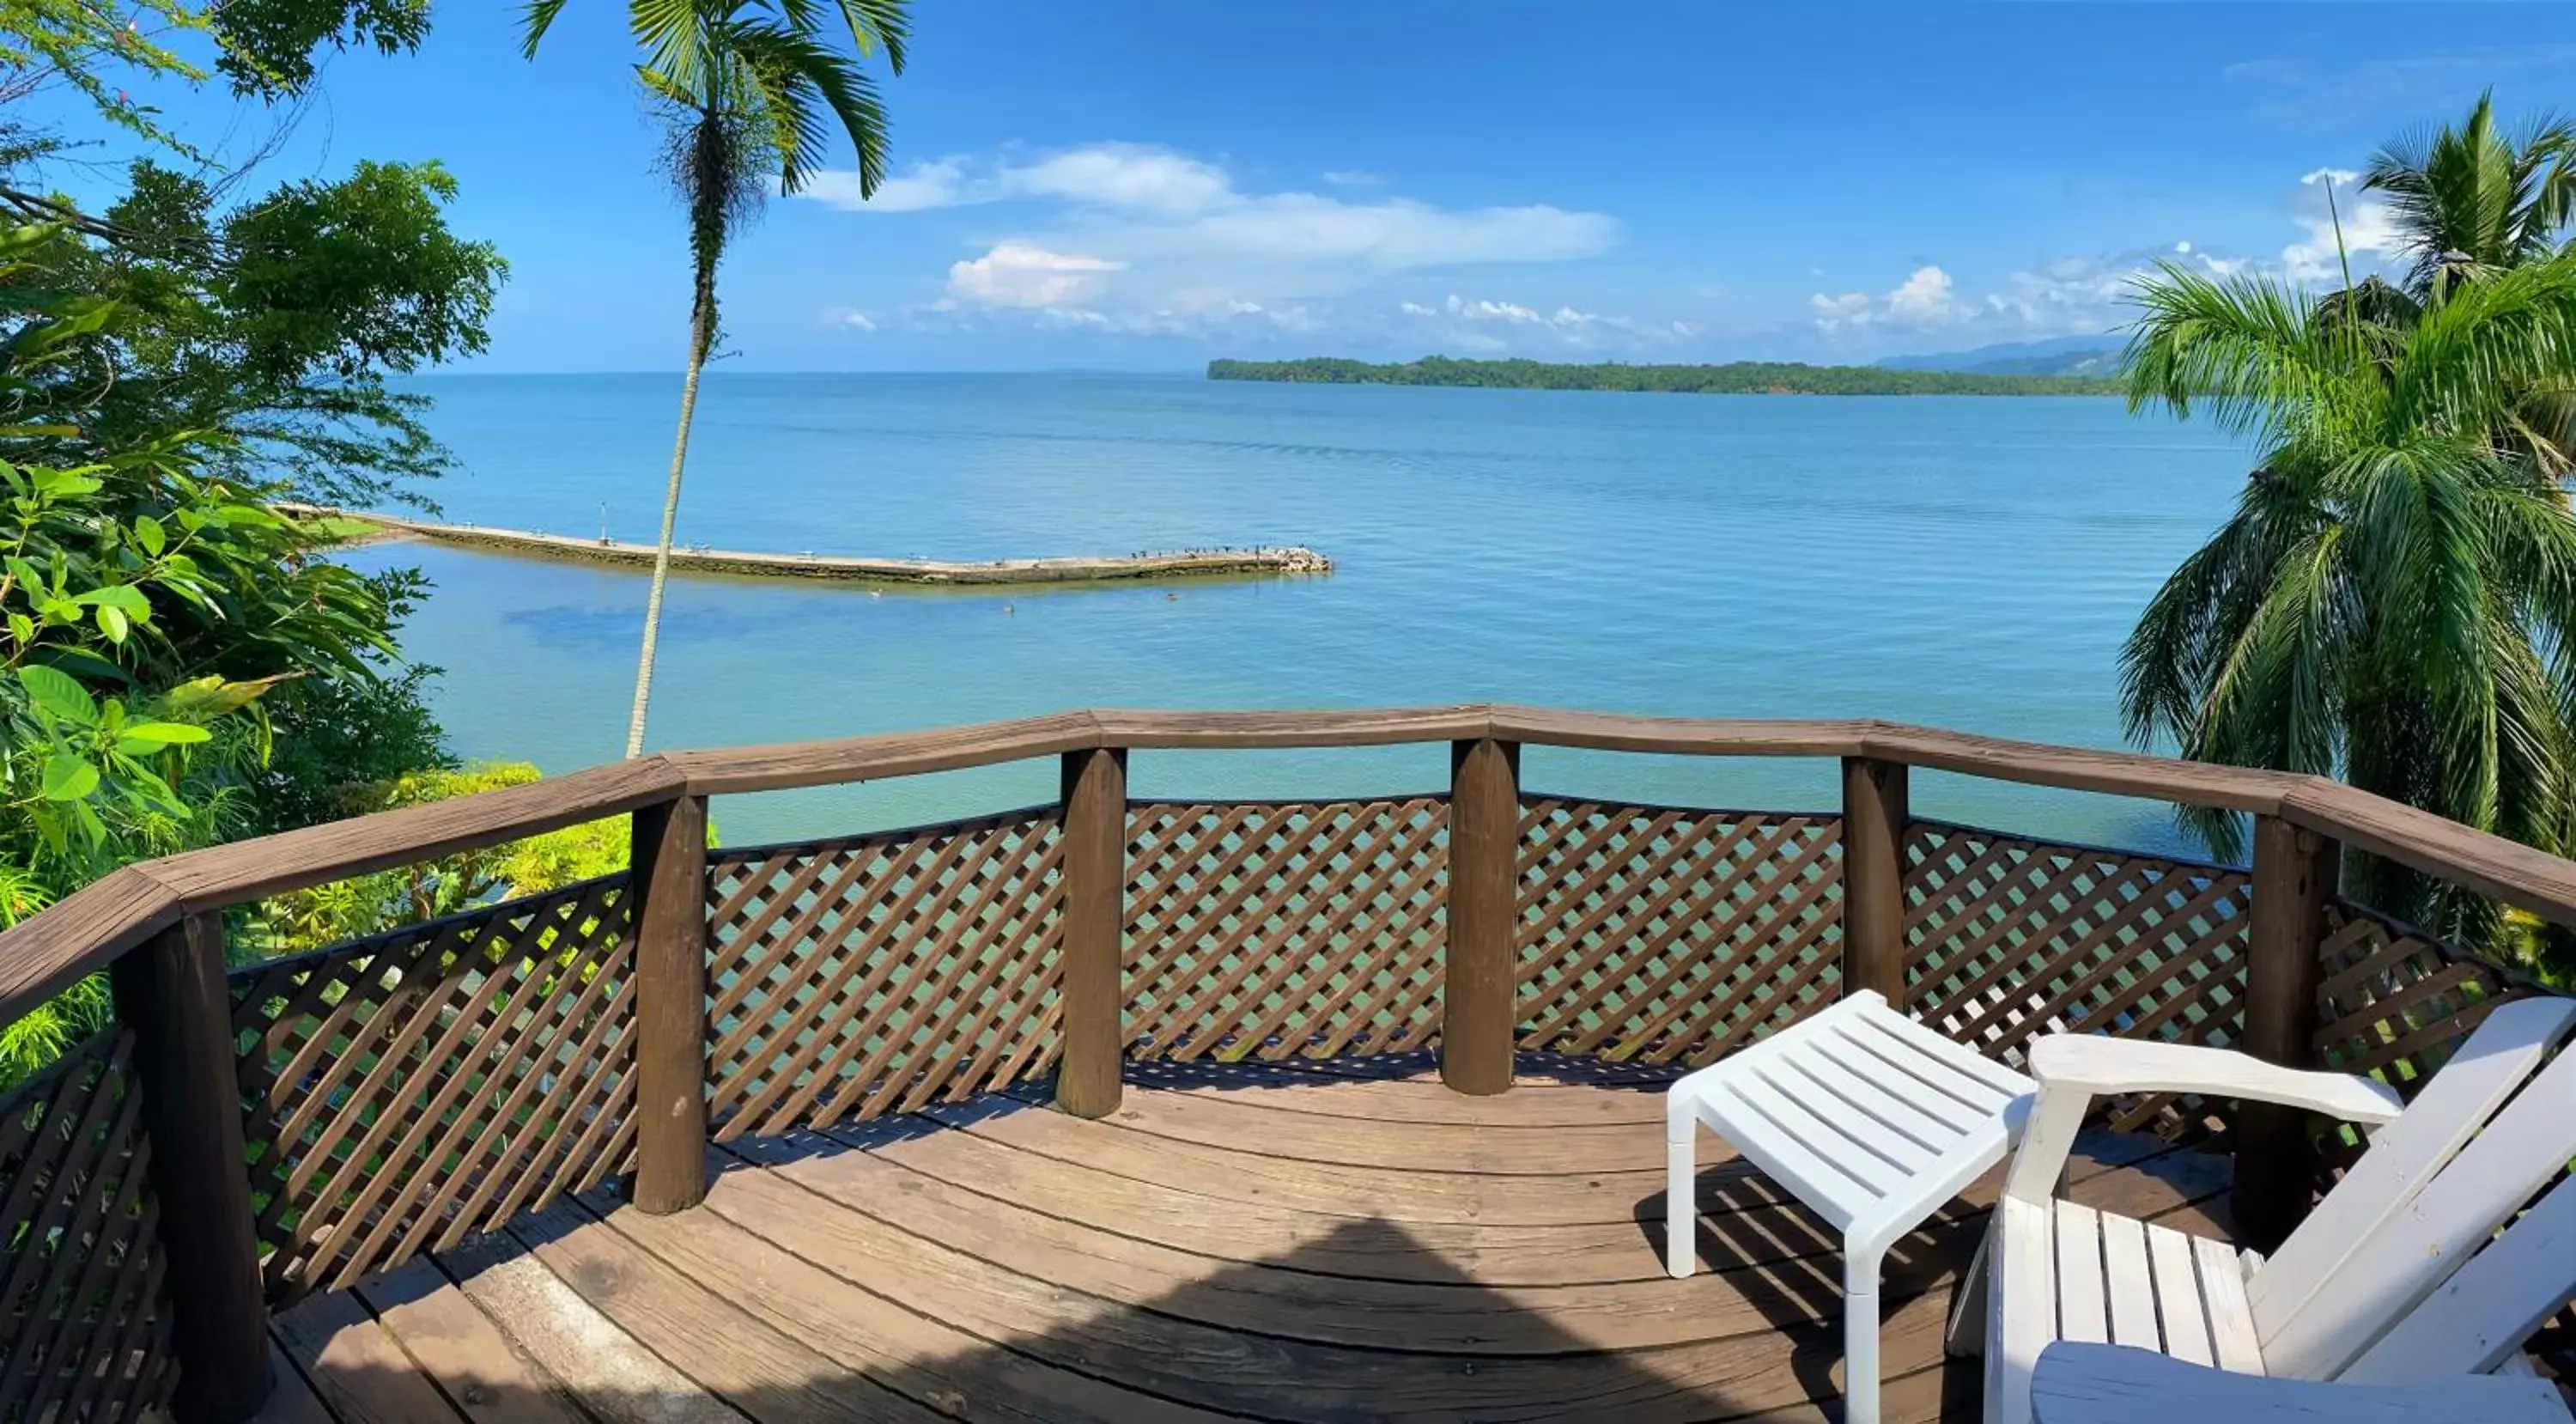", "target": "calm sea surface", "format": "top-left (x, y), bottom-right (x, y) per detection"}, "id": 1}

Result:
top-left (354, 373), bottom-right (2250, 851)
